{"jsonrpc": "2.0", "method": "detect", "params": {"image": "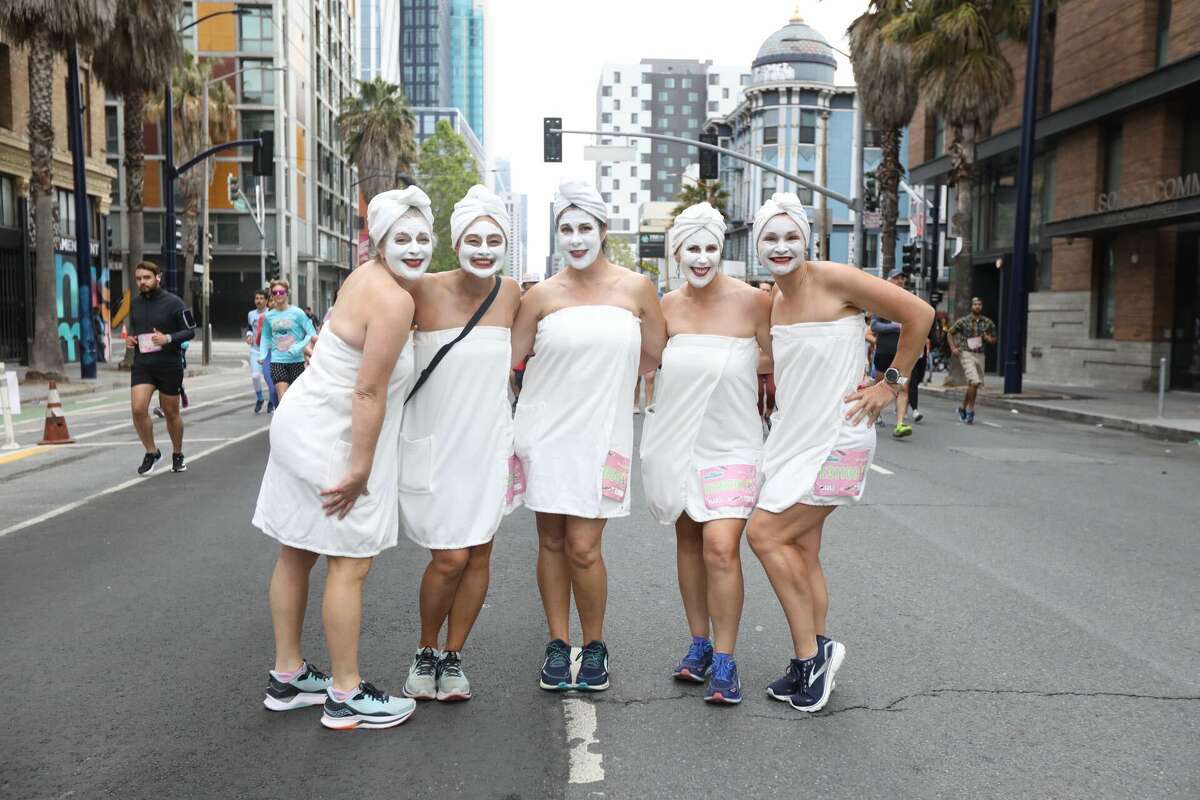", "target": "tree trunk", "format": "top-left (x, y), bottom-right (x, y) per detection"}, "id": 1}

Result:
top-left (948, 123), bottom-right (976, 321)
top-left (878, 127), bottom-right (902, 274)
top-left (27, 30), bottom-right (65, 378)
top-left (123, 91), bottom-right (146, 269)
